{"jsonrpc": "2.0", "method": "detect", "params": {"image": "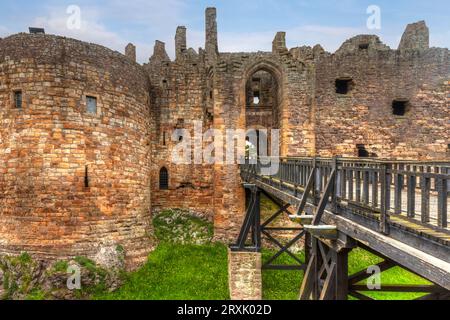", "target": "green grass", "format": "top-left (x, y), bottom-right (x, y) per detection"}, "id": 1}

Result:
top-left (95, 202), bottom-right (429, 300)
top-left (94, 243), bottom-right (230, 300)
top-left (262, 250), bottom-right (305, 300)
top-left (95, 243), bottom-right (428, 300)
top-left (261, 248), bottom-right (430, 300)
